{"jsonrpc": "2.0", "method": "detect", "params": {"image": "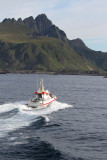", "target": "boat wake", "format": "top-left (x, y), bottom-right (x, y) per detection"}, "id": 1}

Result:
top-left (0, 101), bottom-right (72, 137)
